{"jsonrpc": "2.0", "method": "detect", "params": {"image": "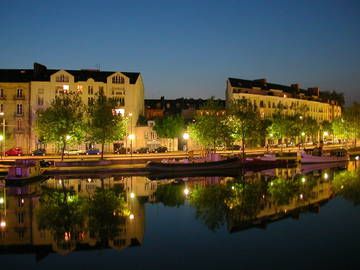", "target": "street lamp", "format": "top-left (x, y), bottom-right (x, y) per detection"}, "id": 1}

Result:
top-left (0, 135), bottom-right (3, 159)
